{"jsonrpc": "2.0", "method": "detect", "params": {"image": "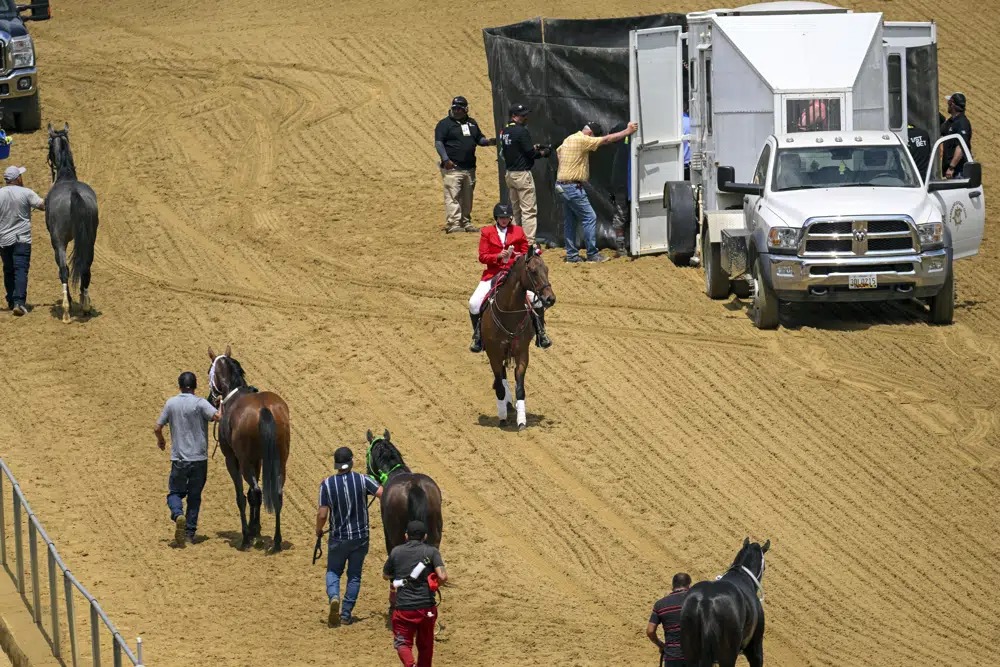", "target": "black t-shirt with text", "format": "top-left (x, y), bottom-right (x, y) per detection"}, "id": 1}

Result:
top-left (383, 540), bottom-right (445, 611)
top-left (435, 115), bottom-right (485, 170)
top-left (906, 126), bottom-right (932, 179)
top-left (500, 122), bottom-right (537, 172)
